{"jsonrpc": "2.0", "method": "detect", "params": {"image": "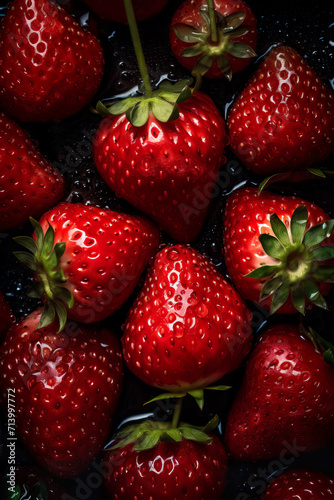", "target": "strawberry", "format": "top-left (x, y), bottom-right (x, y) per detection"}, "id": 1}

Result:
top-left (82, 0), bottom-right (168, 24)
top-left (261, 469), bottom-right (334, 499)
top-left (223, 186), bottom-right (334, 314)
top-left (94, 89), bottom-right (227, 242)
top-left (122, 244), bottom-right (252, 392)
top-left (0, 291), bottom-right (14, 343)
top-left (224, 323), bottom-right (334, 461)
top-left (227, 45), bottom-right (334, 180)
top-left (0, 113), bottom-right (64, 231)
top-left (0, 0), bottom-right (105, 123)
top-left (170, 0), bottom-right (257, 81)
top-left (105, 434), bottom-right (227, 499)
top-left (14, 202), bottom-right (159, 330)
top-left (0, 308), bottom-right (124, 477)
